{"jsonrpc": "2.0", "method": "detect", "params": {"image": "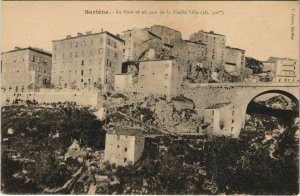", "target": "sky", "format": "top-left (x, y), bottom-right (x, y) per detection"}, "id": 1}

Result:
top-left (1, 1), bottom-right (299, 61)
